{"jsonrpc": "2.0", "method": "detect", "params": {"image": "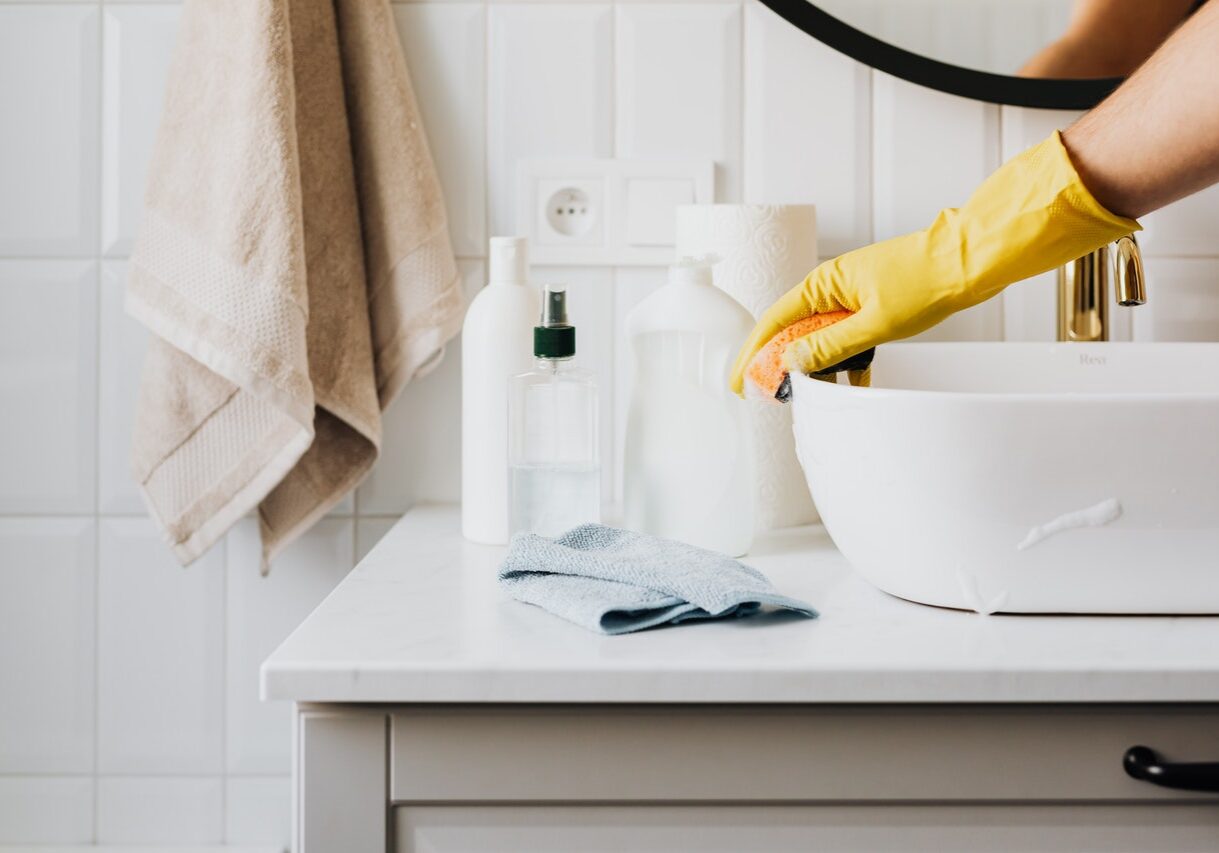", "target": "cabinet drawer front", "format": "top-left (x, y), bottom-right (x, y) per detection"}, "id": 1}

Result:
top-left (390, 706), bottom-right (1219, 802)
top-left (395, 804), bottom-right (1219, 852)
